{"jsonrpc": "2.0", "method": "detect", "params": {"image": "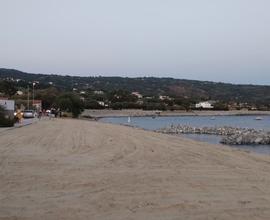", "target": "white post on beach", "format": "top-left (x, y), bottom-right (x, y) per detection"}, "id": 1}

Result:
top-left (128, 116), bottom-right (131, 123)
